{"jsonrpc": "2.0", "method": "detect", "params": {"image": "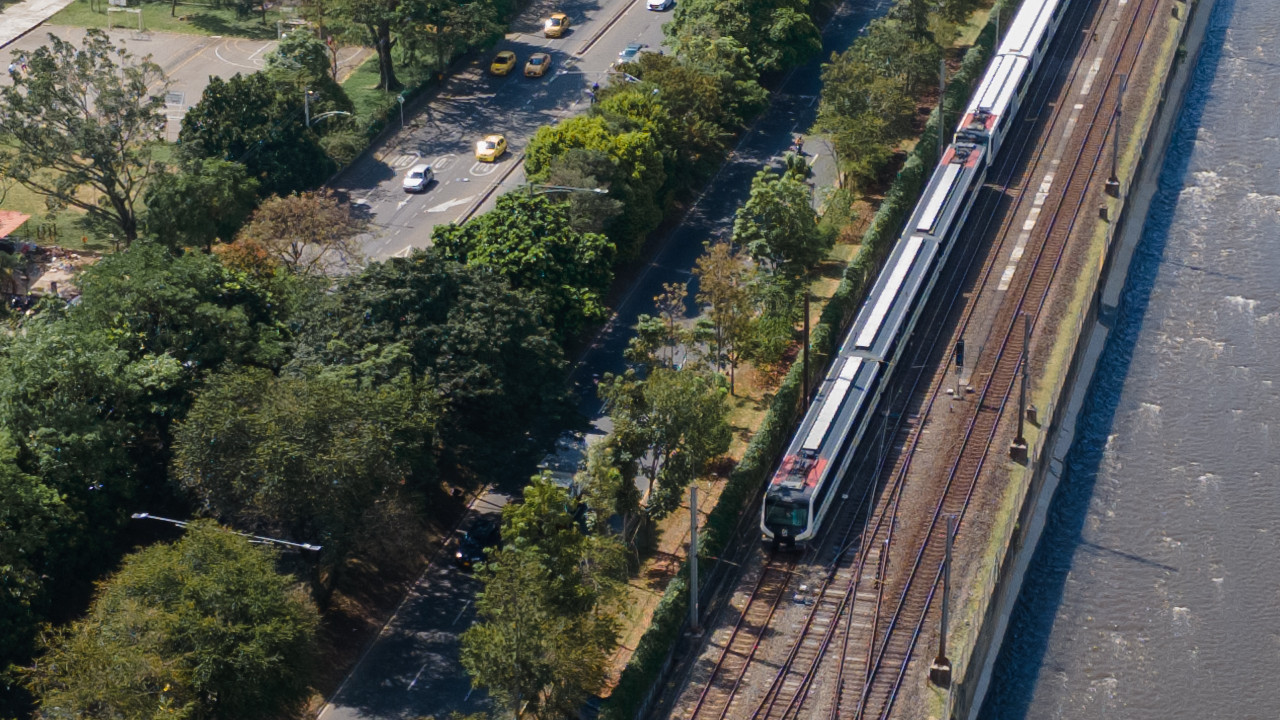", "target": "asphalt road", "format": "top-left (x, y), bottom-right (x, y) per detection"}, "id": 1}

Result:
top-left (318, 0), bottom-right (894, 717)
top-left (334, 0), bottom-right (671, 261)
